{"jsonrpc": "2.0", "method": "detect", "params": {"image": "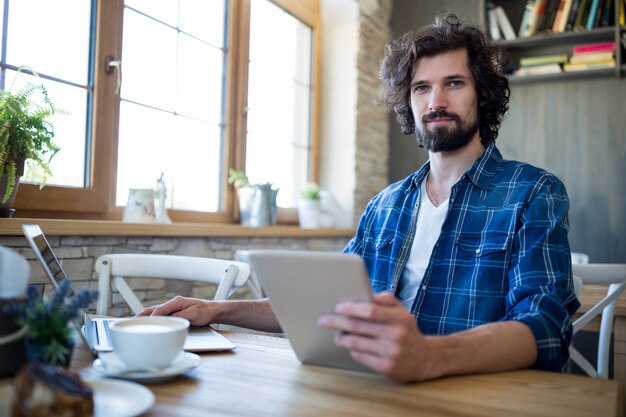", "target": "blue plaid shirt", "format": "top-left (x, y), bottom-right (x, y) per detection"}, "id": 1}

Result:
top-left (343, 144), bottom-right (580, 372)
